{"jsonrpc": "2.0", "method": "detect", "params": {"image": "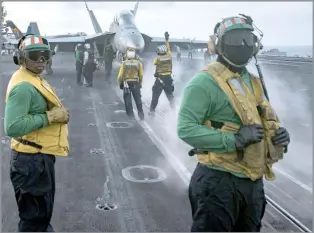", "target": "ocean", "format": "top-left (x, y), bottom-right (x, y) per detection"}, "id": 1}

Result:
top-left (262, 45), bottom-right (313, 57)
